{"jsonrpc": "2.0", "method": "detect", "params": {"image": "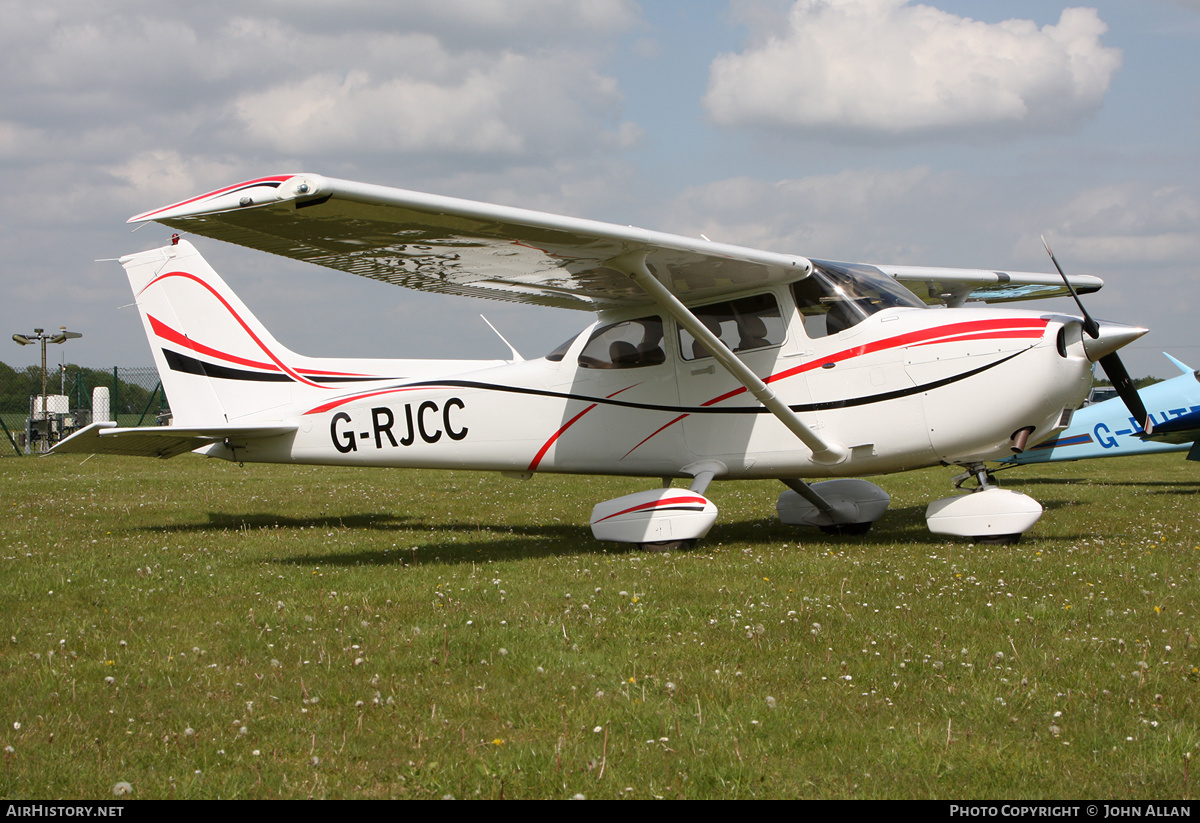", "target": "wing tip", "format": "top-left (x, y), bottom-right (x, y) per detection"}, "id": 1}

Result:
top-left (127, 174), bottom-right (303, 224)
